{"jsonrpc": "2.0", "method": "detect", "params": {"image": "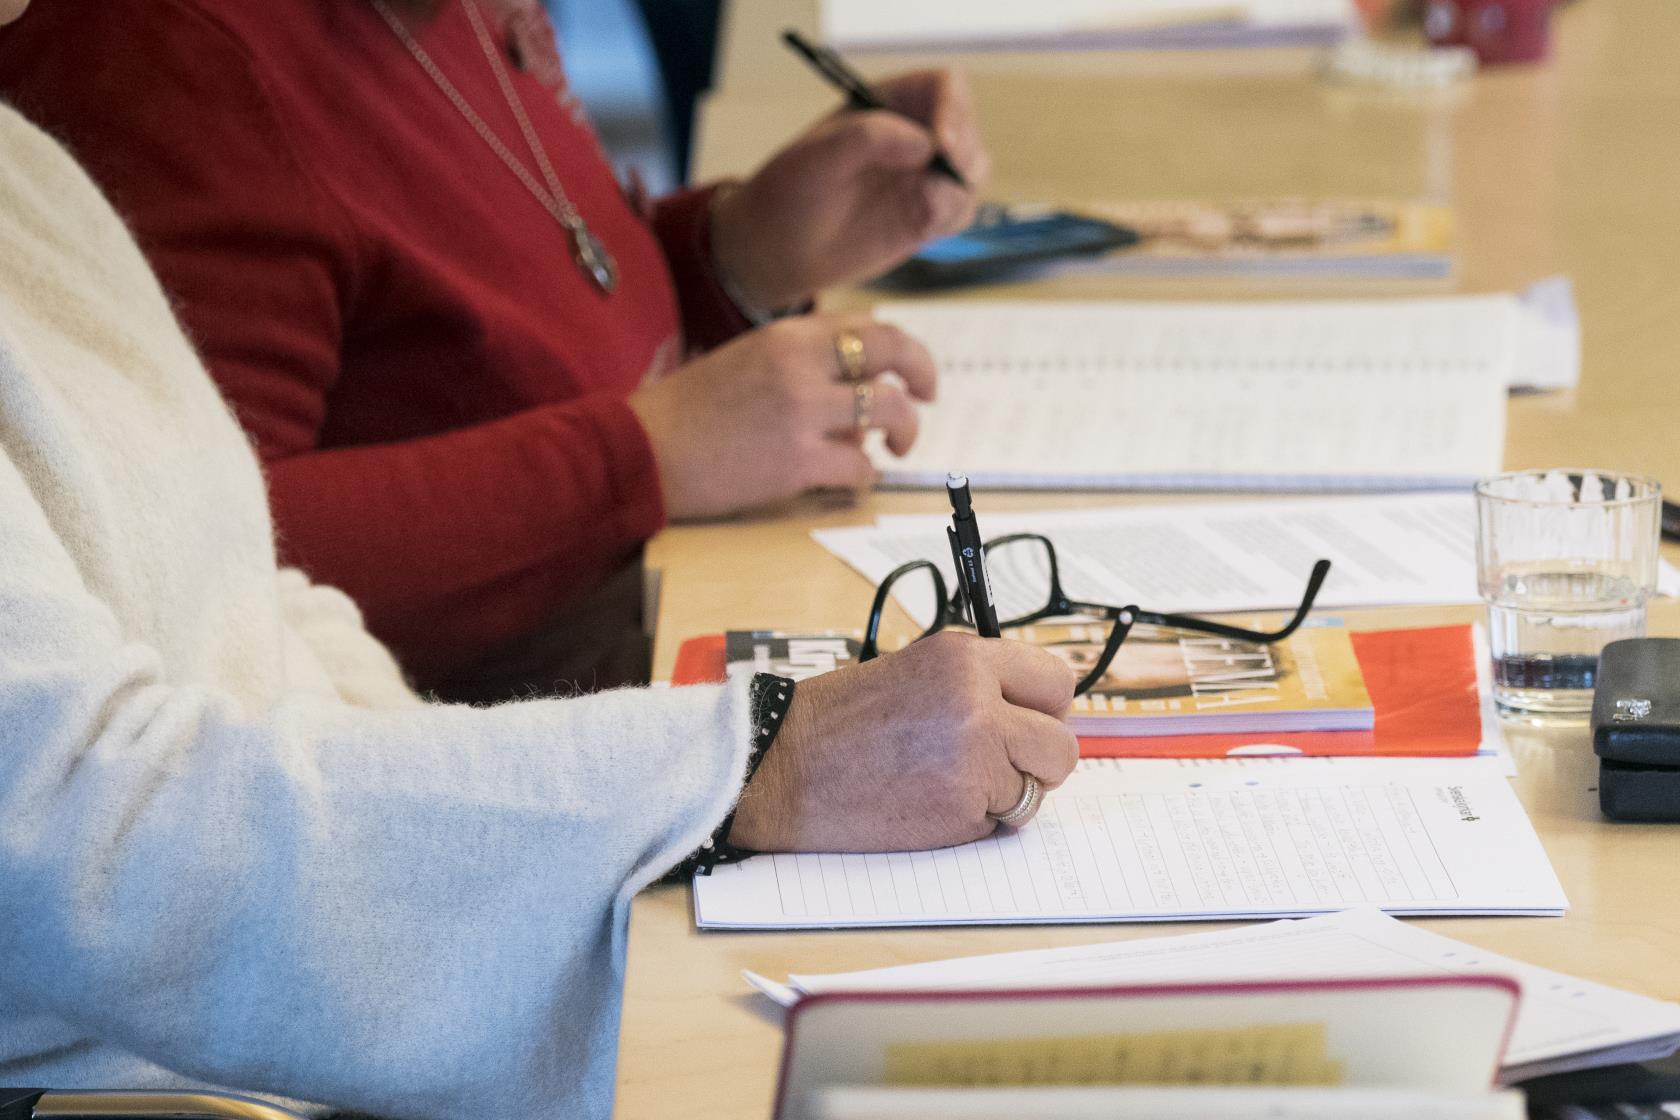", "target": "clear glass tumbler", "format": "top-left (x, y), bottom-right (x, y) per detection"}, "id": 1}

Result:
top-left (1475, 469), bottom-right (1662, 724)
